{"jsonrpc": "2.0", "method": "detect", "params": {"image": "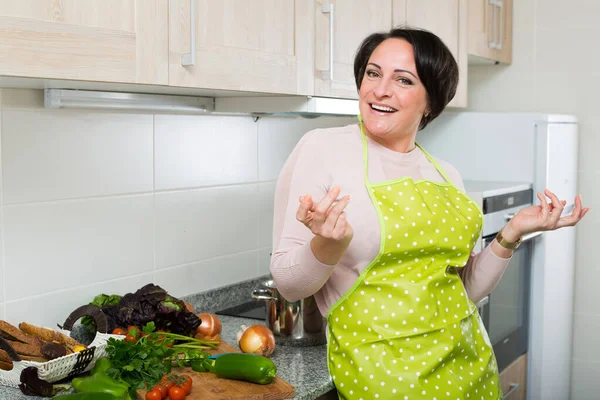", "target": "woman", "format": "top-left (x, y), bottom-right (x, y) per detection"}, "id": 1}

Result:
top-left (270, 27), bottom-right (588, 399)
